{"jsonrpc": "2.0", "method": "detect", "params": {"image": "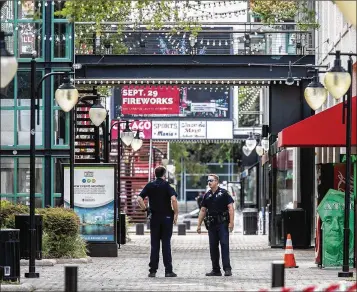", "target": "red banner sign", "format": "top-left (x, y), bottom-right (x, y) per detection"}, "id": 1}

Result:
top-left (121, 86), bottom-right (180, 115)
top-left (111, 120), bottom-right (152, 140)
